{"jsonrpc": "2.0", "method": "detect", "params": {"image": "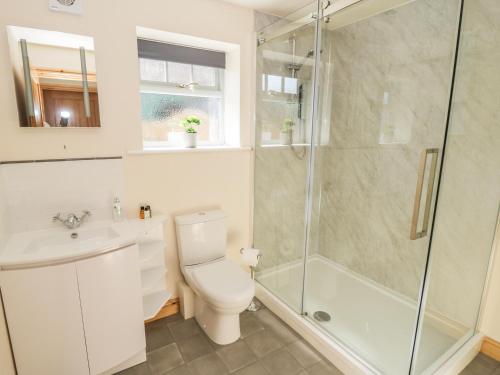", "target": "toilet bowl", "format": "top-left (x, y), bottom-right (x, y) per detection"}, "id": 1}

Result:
top-left (175, 210), bottom-right (255, 345)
